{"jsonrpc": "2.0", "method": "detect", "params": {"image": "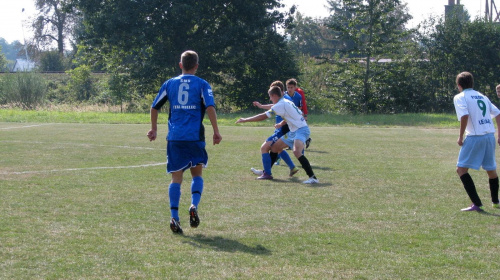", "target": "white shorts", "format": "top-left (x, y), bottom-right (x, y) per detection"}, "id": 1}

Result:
top-left (281, 126), bottom-right (310, 149)
top-left (457, 133), bottom-right (496, 170)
